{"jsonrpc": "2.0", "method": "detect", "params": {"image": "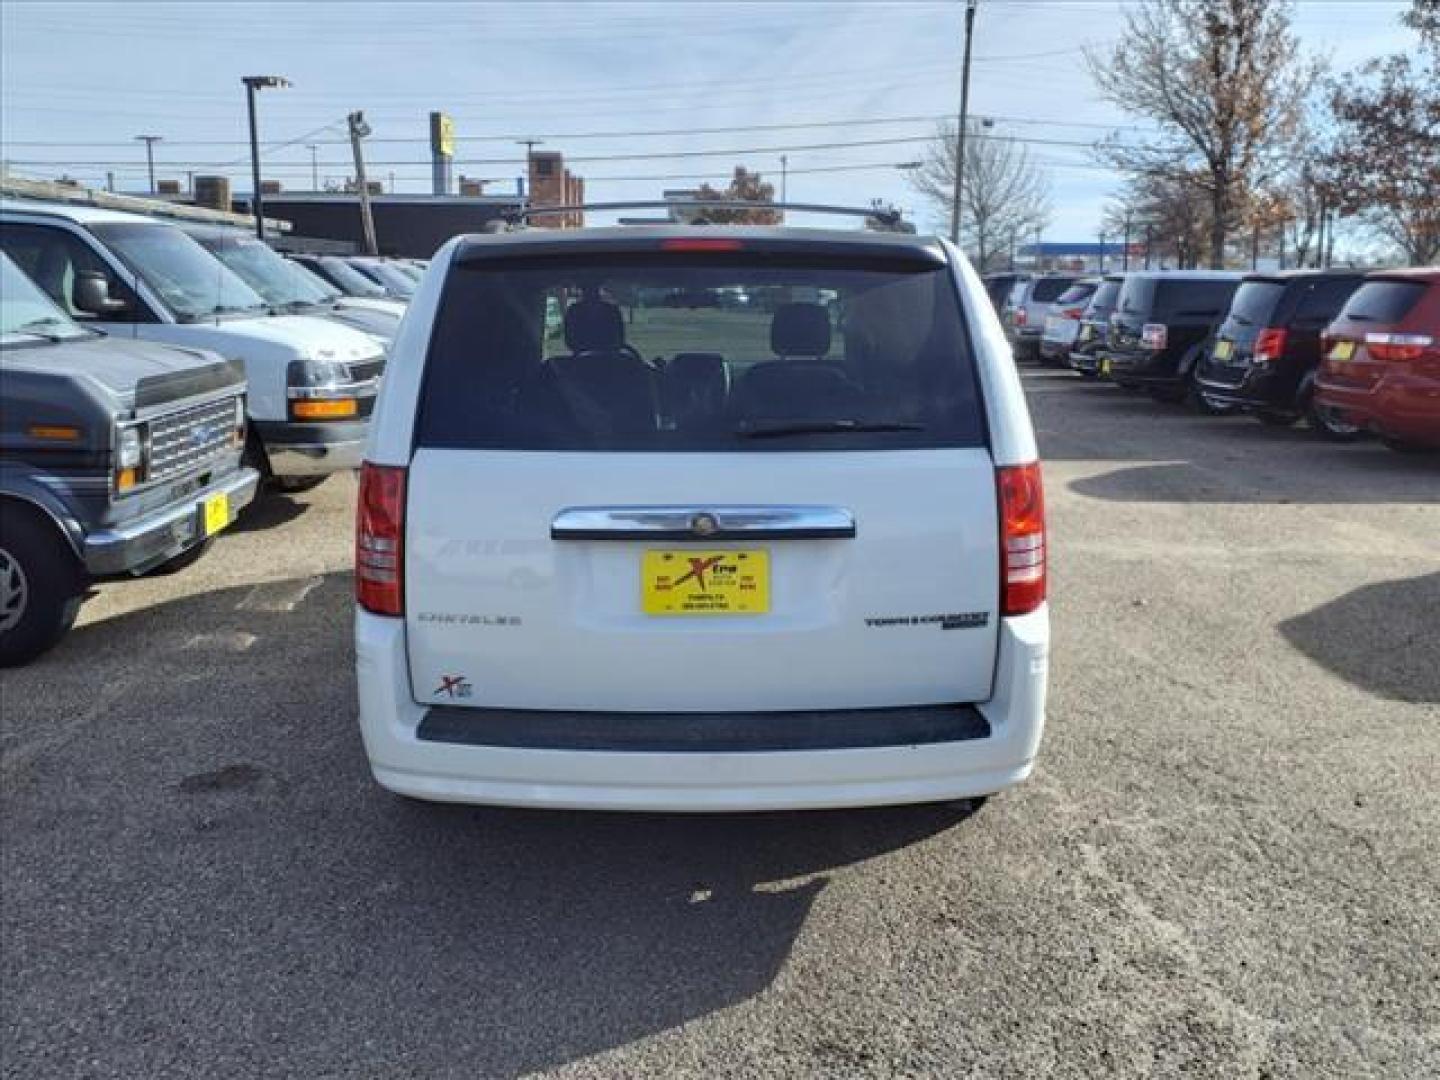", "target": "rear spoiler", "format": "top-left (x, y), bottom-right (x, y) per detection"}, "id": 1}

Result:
top-left (497, 199), bottom-right (916, 234)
